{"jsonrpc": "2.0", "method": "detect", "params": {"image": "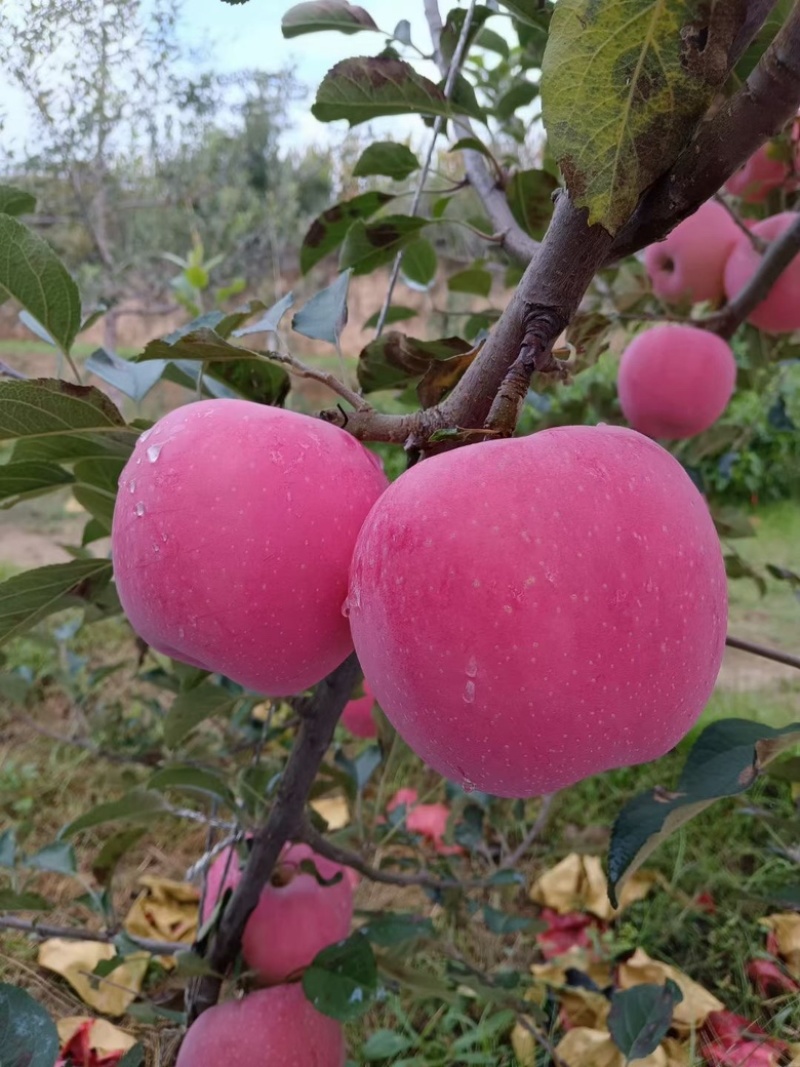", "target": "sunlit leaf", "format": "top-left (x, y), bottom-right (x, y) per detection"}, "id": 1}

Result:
top-left (282, 0), bottom-right (379, 38)
top-left (313, 57), bottom-right (450, 126)
top-left (353, 141), bottom-right (420, 181)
